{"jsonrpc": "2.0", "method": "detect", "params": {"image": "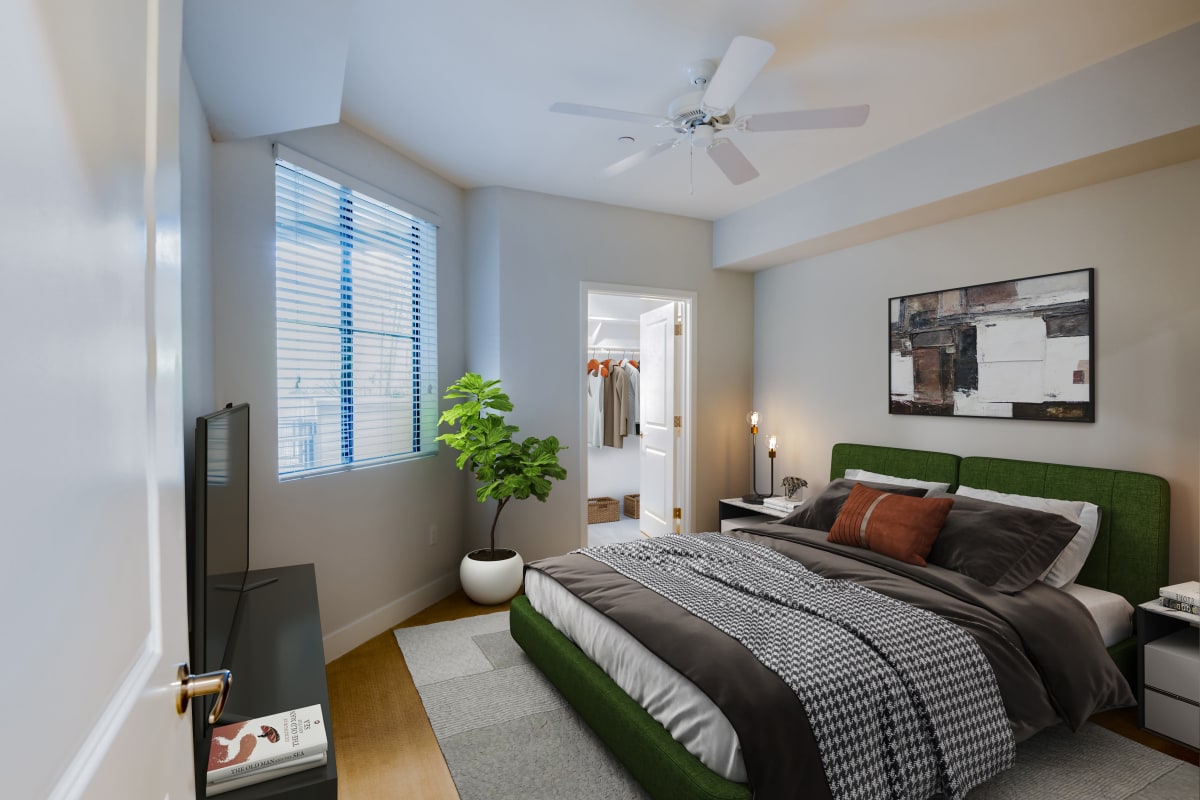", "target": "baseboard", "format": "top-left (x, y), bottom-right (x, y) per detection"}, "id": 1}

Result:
top-left (322, 570), bottom-right (459, 662)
